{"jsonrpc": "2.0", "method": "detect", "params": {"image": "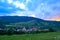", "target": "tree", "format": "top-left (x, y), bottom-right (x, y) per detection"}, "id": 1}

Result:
top-left (49, 28), bottom-right (55, 32)
top-left (7, 28), bottom-right (14, 35)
